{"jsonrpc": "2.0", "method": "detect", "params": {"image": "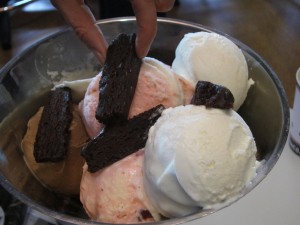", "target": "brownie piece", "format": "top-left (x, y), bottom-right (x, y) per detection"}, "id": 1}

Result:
top-left (191, 81), bottom-right (234, 109)
top-left (139, 209), bottom-right (153, 221)
top-left (96, 33), bottom-right (142, 125)
top-left (34, 87), bottom-right (73, 162)
top-left (82, 105), bottom-right (165, 173)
